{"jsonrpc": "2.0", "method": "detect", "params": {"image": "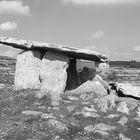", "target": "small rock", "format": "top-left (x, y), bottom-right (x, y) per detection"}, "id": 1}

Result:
top-left (52, 135), bottom-right (64, 140)
top-left (67, 96), bottom-right (79, 101)
top-left (137, 128), bottom-right (140, 131)
top-left (37, 106), bottom-right (46, 110)
top-left (80, 93), bottom-right (95, 101)
top-left (22, 111), bottom-right (43, 116)
top-left (117, 102), bottom-right (129, 114)
top-left (133, 117), bottom-right (140, 122)
top-left (94, 93), bottom-right (118, 112)
top-left (82, 111), bottom-right (99, 118)
top-left (83, 106), bottom-right (97, 112)
top-left (75, 106), bottom-right (99, 118)
top-left (0, 83), bottom-right (5, 89)
top-left (67, 106), bottom-right (75, 112)
top-left (47, 119), bottom-right (68, 133)
top-left (119, 134), bottom-right (131, 140)
top-left (136, 106), bottom-right (140, 117)
top-left (118, 116), bottom-right (128, 125)
top-left (106, 114), bottom-right (120, 119)
top-left (41, 113), bottom-right (55, 120)
top-left (84, 123), bottom-right (115, 136)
